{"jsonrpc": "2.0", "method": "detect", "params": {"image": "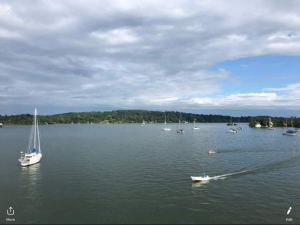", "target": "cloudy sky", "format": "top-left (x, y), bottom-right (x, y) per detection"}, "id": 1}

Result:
top-left (1, 0), bottom-right (300, 116)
